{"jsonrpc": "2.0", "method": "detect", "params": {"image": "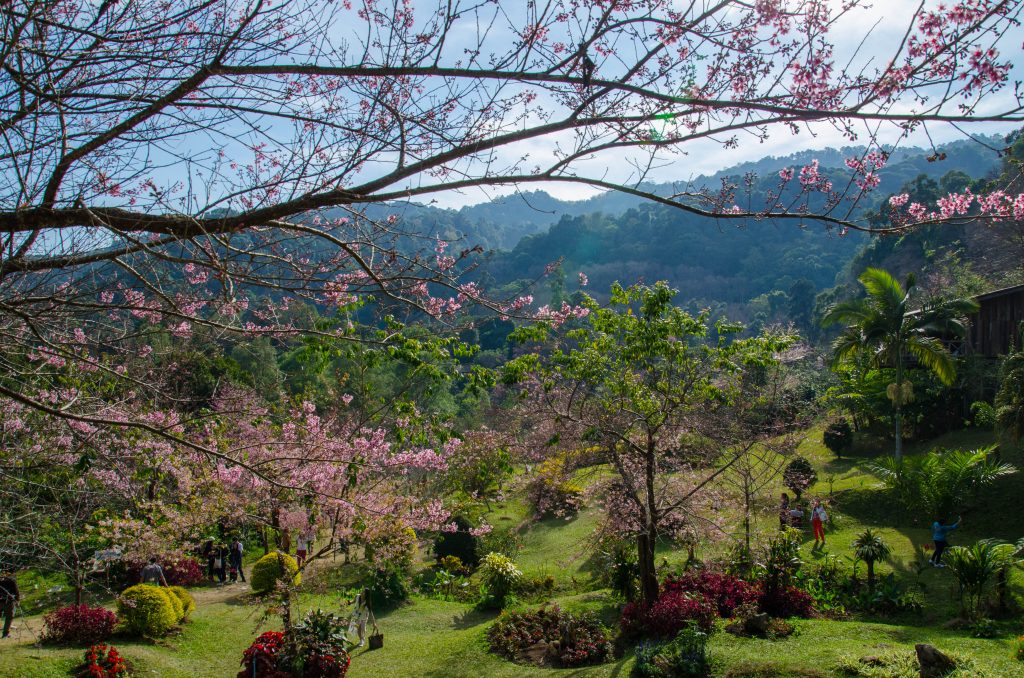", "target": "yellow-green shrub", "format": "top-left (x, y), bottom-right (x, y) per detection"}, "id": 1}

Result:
top-left (168, 586), bottom-right (195, 619)
top-left (251, 552), bottom-right (301, 594)
top-left (164, 585), bottom-right (185, 621)
top-left (117, 584), bottom-right (177, 637)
